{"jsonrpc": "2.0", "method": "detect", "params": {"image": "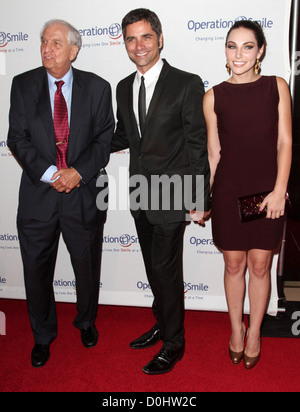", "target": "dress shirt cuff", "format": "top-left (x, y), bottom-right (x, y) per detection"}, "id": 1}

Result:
top-left (40, 165), bottom-right (59, 184)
